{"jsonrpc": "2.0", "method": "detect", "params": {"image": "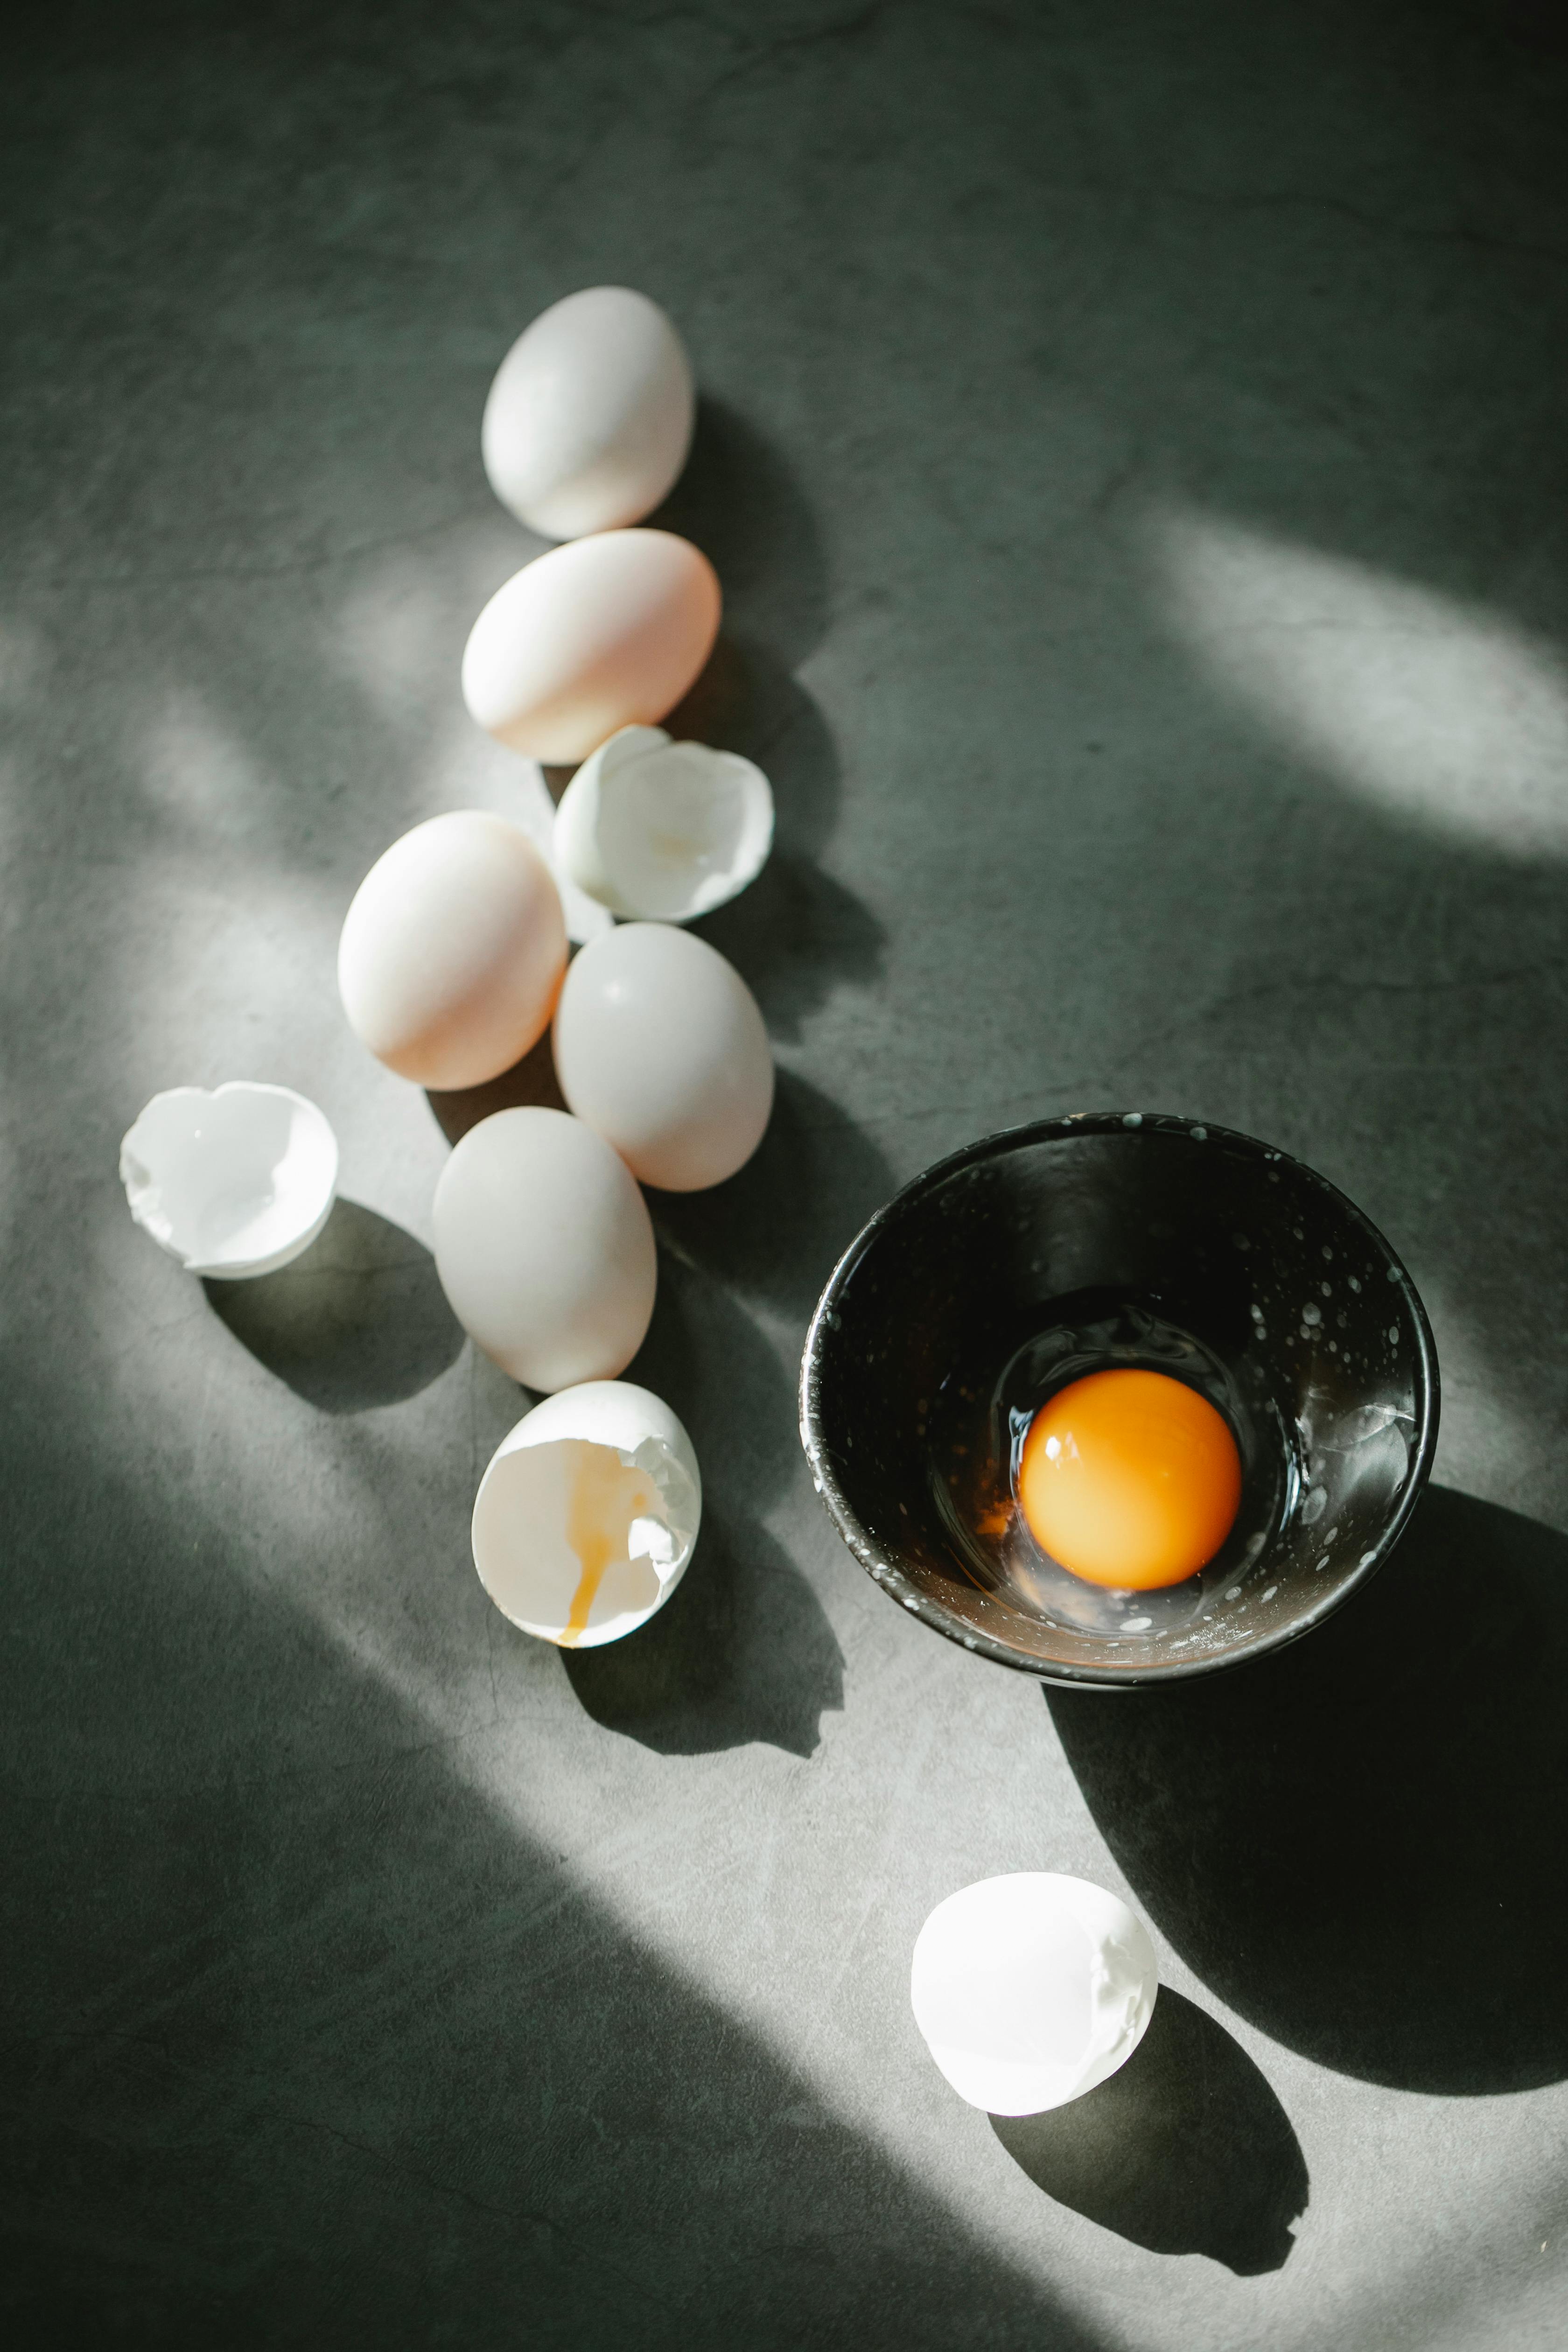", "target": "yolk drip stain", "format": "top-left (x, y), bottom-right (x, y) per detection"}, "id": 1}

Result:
top-left (557, 1441), bottom-right (662, 1647)
top-left (1017, 1368), bottom-right (1241, 1591)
